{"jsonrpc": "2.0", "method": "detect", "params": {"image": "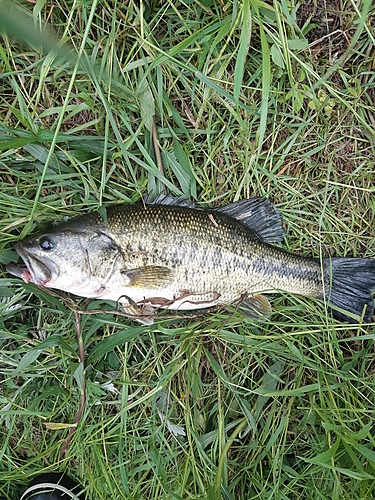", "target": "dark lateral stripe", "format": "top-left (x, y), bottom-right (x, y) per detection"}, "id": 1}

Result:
top-left (253, 255), bottom-right (321, 285)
